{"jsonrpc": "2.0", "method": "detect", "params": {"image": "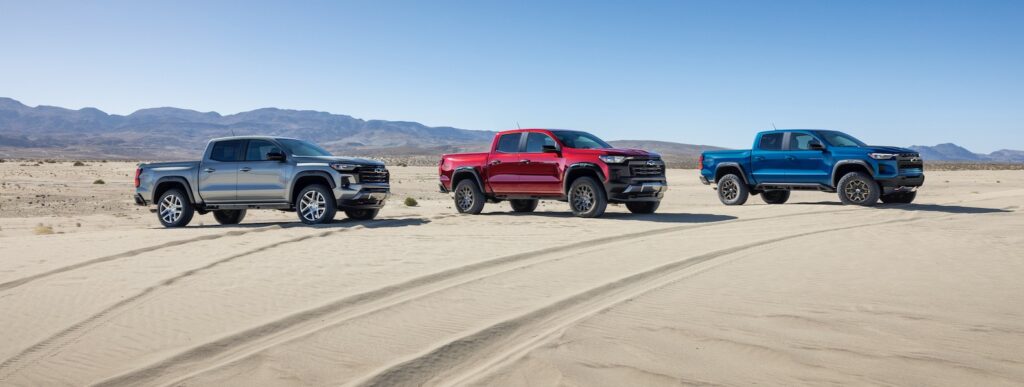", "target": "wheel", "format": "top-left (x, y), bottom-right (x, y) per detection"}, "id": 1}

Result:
top-left (568, 176), bottom-right (607, 218)
top-left (625, 201), bottom-right (660, 214)
top-left (295, 184), bottom-right (337, 224)
top-left (509, 199), bottom-right (538, 213)
top-left (213, 209), bottom-right (246, 225)
top-left (761, 190), bottom-right (790, 204)
top-left (453, 179), bottom-right (485, 214)
top-left (717, 174), bottom-right (749, 205)
top-left (837, 172), bottom-right (881, 206)
top-left (881, 191), bottom-right (917, 204)
top-left (157, 189), bottom-right (194, 228)
top-left (344, 208), bottom-right (379, 220)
